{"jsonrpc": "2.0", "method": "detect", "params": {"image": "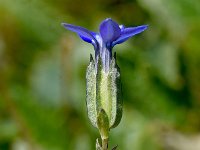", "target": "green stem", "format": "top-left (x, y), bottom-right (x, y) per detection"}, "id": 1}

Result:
top-left (102, 138), bottom-right (108, 150)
